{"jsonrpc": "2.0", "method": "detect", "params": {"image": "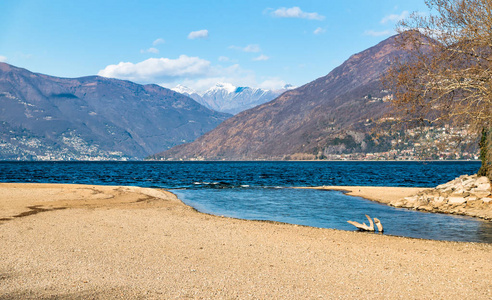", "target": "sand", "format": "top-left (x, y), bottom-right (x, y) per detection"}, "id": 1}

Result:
top-left (0, 183), bottom-right (491, 299)
top-left (301, 185), bottom-right (430, 204)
